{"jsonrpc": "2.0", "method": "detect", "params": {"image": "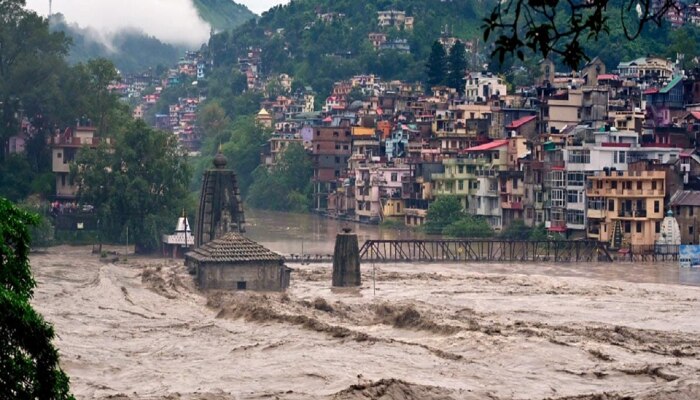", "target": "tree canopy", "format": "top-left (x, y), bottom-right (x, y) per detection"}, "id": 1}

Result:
top-left (426, 40), bottom-right (447, 89)
top-left (72, 120), bottom-right (192, 253)
top-left (483, 0), bottom-right (683, 69)
top-left (247, 142), bottom-right (313, 212)
top-left (0, 197), bottom-right (74, 399)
